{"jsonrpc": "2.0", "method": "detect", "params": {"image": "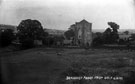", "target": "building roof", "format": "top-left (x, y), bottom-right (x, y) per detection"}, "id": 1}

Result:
top-left (74, 19), bottom-right (92, 25)
top-left (80, 19), bottom-right (90, 24)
